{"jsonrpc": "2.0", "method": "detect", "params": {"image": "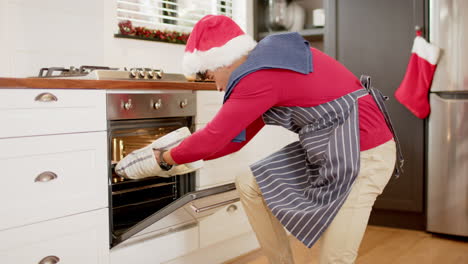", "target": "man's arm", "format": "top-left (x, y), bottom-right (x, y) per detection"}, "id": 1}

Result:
top-left (165, 74), bottom-right (277, 165)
